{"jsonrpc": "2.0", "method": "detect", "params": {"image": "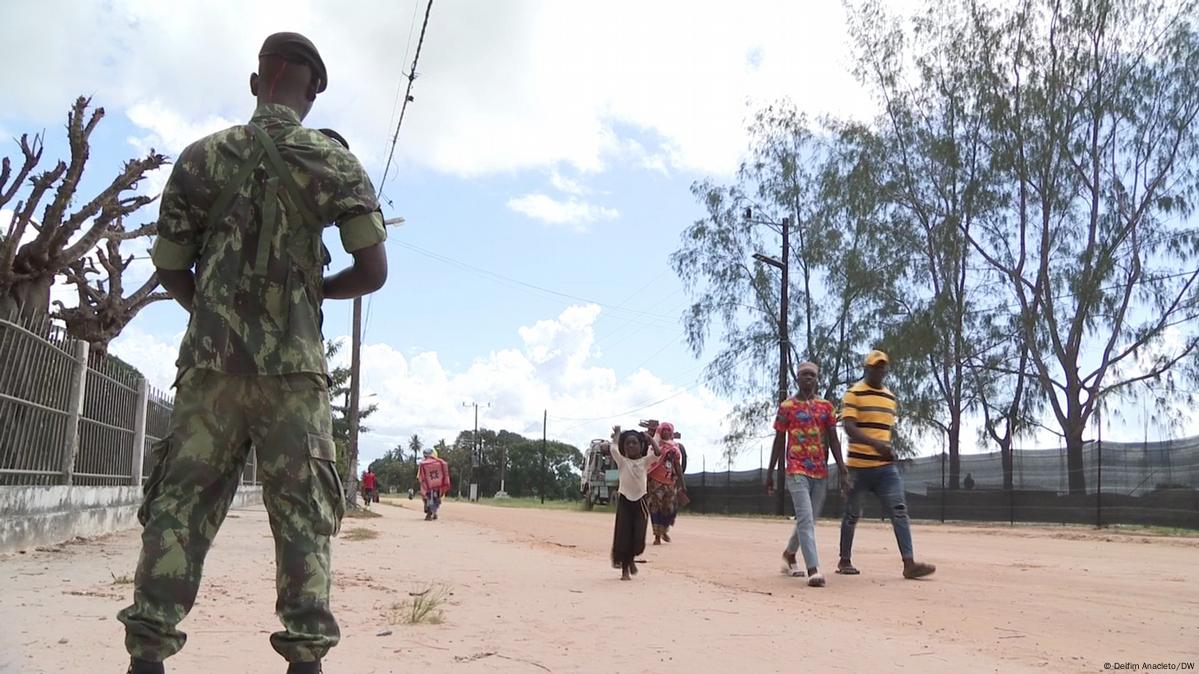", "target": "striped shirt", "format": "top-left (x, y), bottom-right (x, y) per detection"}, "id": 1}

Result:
top-left (841, 381), bottom-right (897, 468)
